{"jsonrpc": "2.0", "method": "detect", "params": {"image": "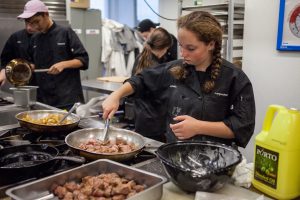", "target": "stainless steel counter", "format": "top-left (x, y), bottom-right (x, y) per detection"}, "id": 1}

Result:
top-left (160, 182), bottom-right (274, 200)
top-left (0, 96), bottom-right (279, 200)
top-left (81, 79), bottom-right (122, 94)
top-left (6, 85), bottom-right (265, 200)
